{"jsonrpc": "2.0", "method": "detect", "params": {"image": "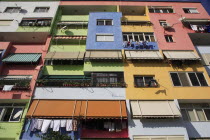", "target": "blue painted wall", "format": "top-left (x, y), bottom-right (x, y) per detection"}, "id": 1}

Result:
top-left (86, 12), bottom-right (123, 50)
